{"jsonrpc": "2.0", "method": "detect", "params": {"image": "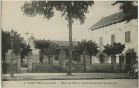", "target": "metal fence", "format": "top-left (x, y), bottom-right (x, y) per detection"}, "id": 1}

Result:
top-left (3, 63), bottom-right (17, 74)
top-left (2, 62), bottom-right (131, 74)
top-left (31, 63), bottom-right (128, 73)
